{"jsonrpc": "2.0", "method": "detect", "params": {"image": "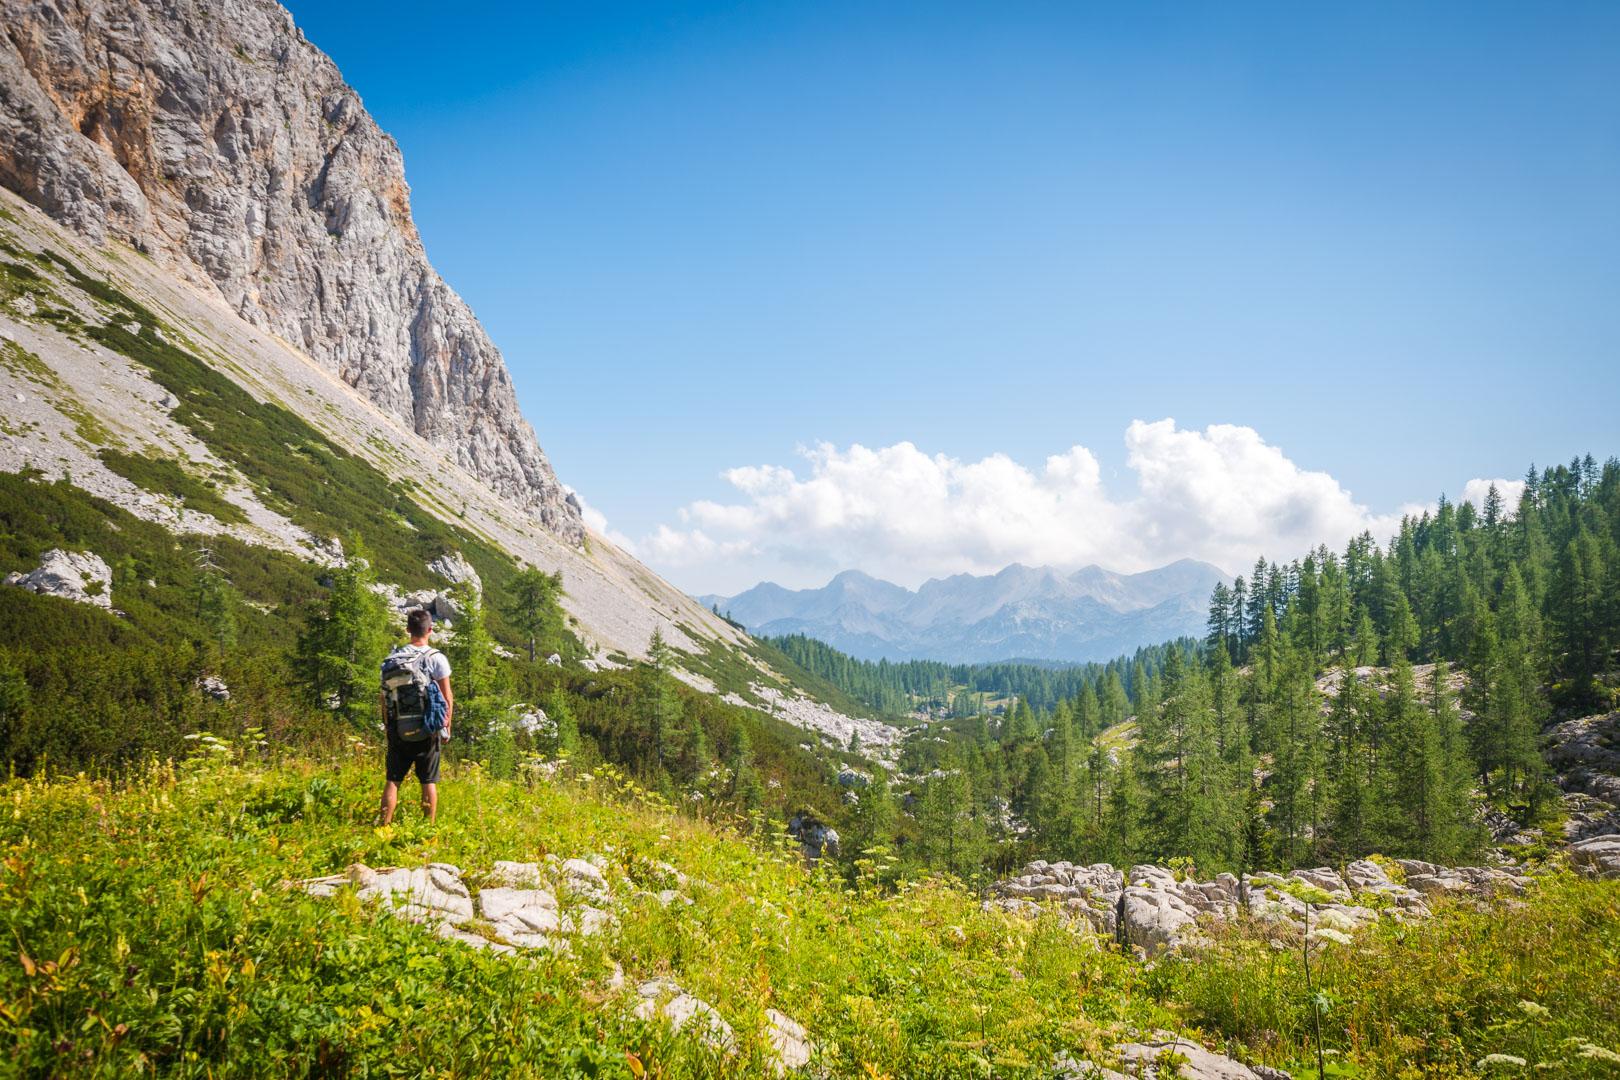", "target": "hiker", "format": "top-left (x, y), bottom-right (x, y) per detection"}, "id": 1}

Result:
top-left (379, 608), bottom-right (454, 823)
